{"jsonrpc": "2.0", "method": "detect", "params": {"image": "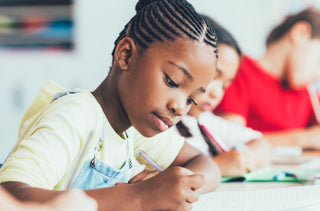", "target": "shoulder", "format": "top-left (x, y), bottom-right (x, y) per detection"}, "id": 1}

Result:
top-left (38, 91), bottom-right (104, 132)
top-left (238, 55), bottom-right (260, 78)
top-left (230, 55), bottom-right (265, 92)
top-left (198, 112), bottom-right (234, 129)
top-left (50, 91), bottom-right (101, 116)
